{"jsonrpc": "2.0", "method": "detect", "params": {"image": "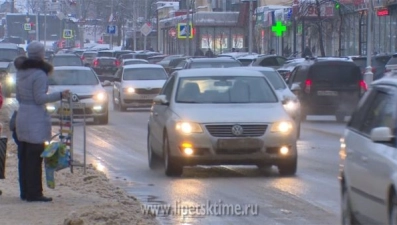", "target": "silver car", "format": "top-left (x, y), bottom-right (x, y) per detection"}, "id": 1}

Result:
top-left (238, 66), bottom-right (301, 138)
top-left (46, 66), bottom-right (109, 124)
top-left (112, 64), bottom-right (168, 111)
top-left (147, 68), bottom-right (298, 177)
